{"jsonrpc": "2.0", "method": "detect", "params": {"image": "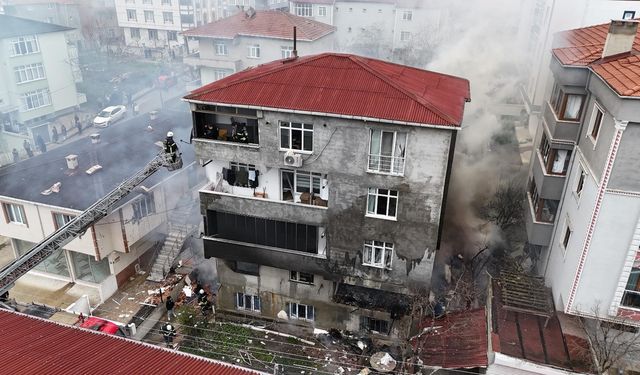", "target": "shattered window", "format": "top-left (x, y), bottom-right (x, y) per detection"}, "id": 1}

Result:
top-left (53, 212), bottom-right (75, 230)
top-left (360, 316), bottom-right (389, 334)
top-left (235, 292), bottom-right (261, 312)
top-left (363, 240), bottom-right (393, 269)
top-left (290, 271), bottom-right (314, 284)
